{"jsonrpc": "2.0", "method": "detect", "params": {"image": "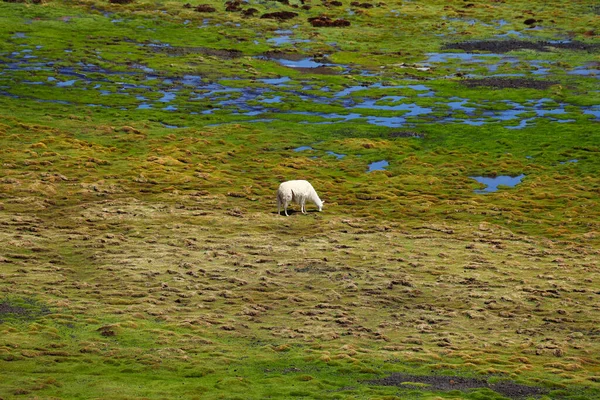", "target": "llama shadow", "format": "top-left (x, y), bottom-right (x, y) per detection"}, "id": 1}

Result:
top-left (275, 209), bottom-right (318, 216)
